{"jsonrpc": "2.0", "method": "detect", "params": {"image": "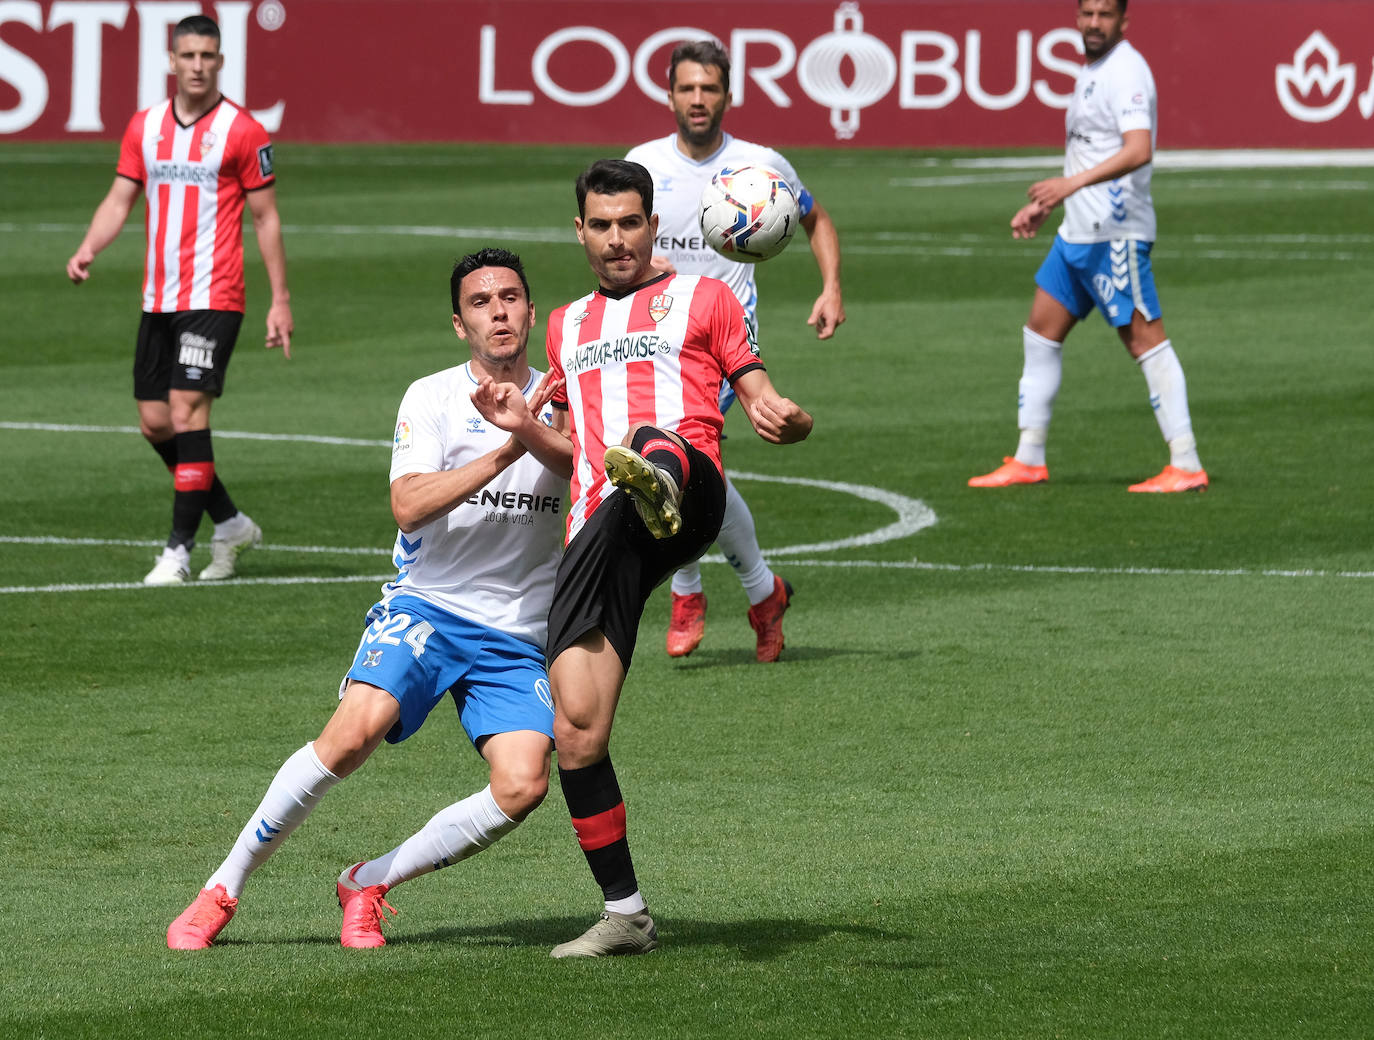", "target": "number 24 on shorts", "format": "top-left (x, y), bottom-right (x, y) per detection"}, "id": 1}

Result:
top-left (365, 610), bottom-right (435, 659)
